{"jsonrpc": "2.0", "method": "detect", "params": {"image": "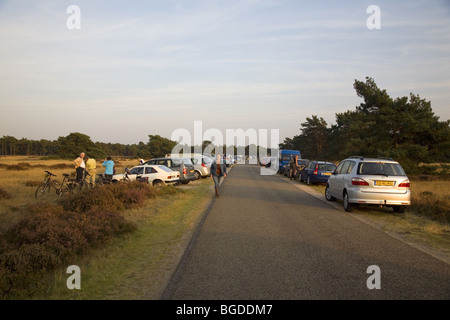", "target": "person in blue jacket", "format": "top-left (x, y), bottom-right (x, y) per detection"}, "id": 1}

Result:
top-left (102, 156), bottom-right (115, 182)
top-left (210, 154), bottom-right (227, 197)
